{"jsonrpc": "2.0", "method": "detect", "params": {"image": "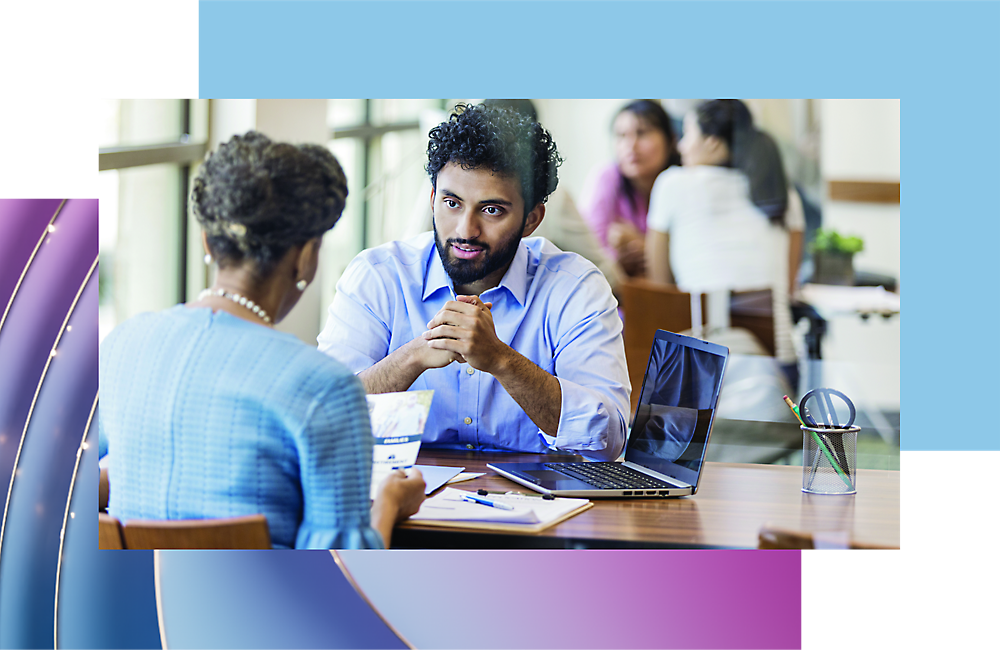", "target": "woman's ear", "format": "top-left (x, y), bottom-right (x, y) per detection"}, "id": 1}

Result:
top-left (705, 136), bottom-right (730, 164)
top-left (201, 230), bottom-right (211, 255)
top-left (296, 237), bottom-right (322, 284)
